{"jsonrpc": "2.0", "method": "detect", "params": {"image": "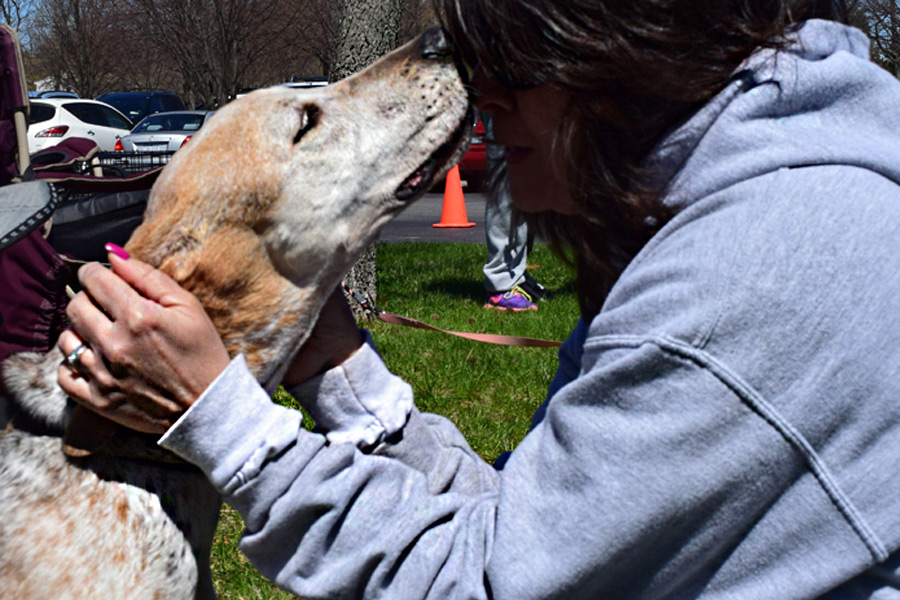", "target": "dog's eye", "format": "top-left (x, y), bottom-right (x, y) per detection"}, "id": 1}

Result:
top-left (294, 105), bottom-right (319, 144)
